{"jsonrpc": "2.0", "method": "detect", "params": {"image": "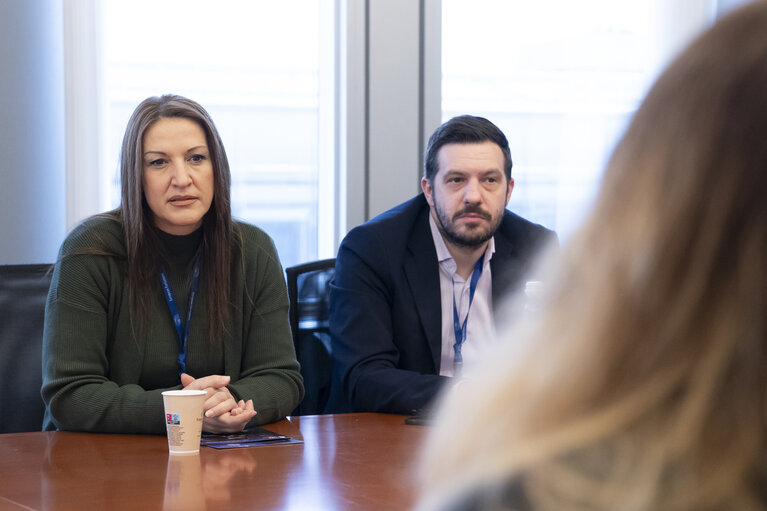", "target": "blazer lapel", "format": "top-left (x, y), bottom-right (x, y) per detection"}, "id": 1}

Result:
top-left (490, 223), bottom-right (528, 316)
top-left (404, 209), bottom-right (443, 372)
top-left (491, 231), bottom-right (514, 306)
